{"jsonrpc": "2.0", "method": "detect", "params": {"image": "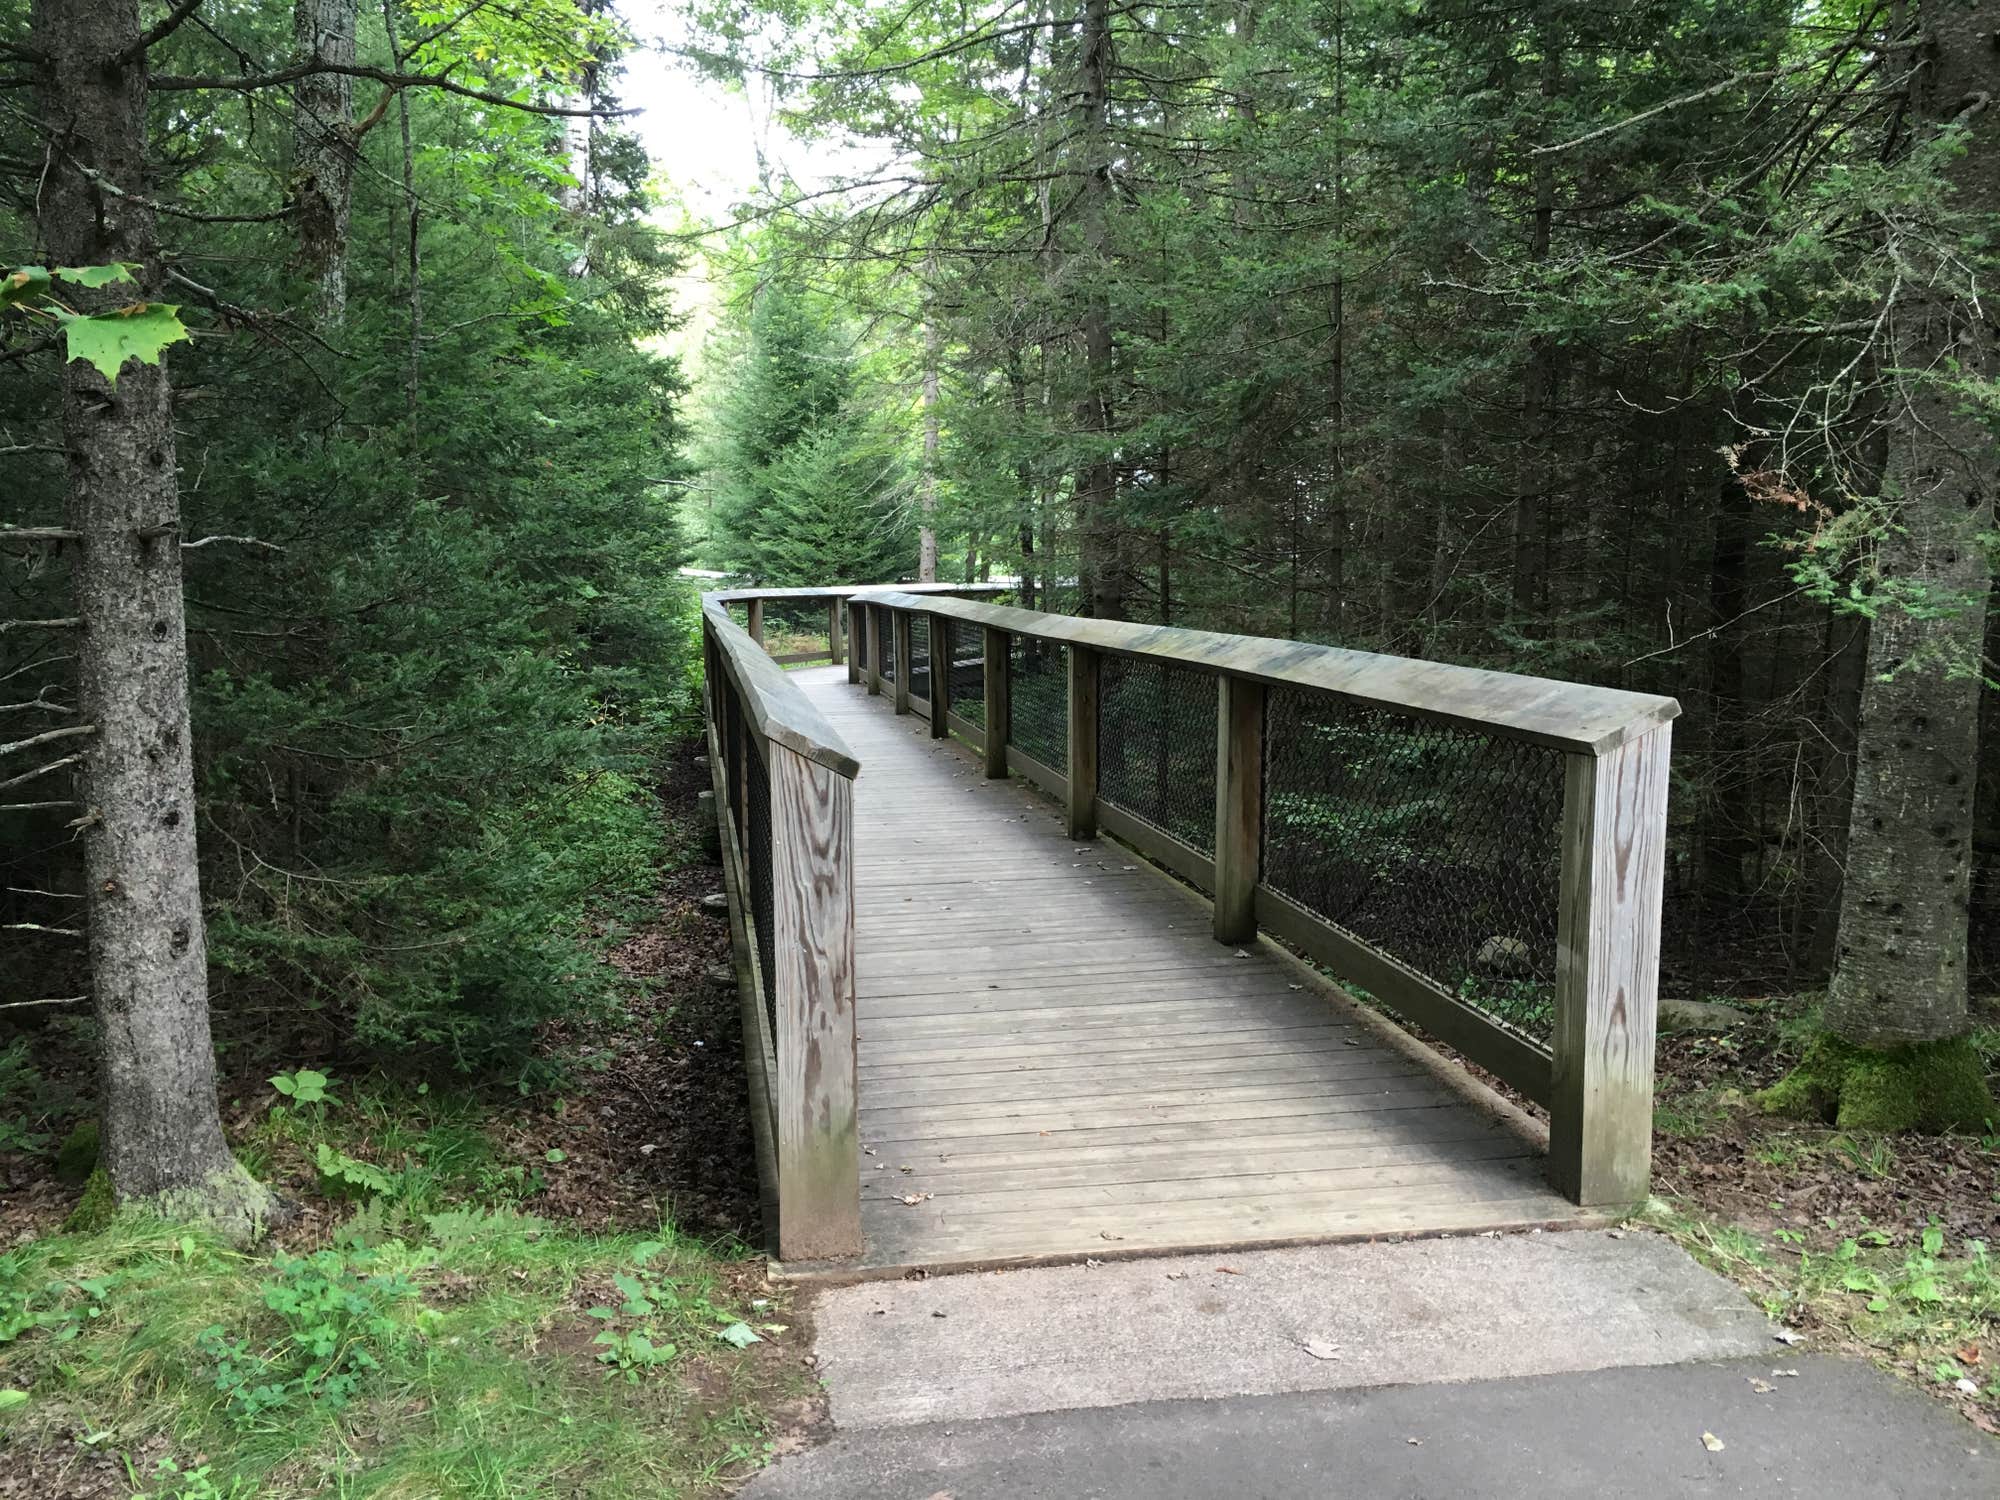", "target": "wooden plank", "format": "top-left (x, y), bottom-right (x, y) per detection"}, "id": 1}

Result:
top-left (768, 741), bottom-right (861, 1260)
top-left (893, 610), bottom-right (912, 715)
top-left (828, 597), bottom-right (844, 665)
top-left (984, 626), bottom-right (1009, 778)
top-left (845, 591), bottom-right (1679, 755)
top-left (746, 597), bottom-right (764, 645)
top-left (930, 614), bottom-right (953, 737)
top-left (1213, 675), bottom-right (1263, 942)
top-left (703, 606), bottom-right (860, 779)
top-left (865, 606), bottom-right (883, 696)
top-left (1254, 887), bottom-right (1555, 1107)
top-left (1099, 802), bottom-right (1214, 893)
top-left (1549, 722), bottom-right (1670, 1208)
top-left (1066, 645), bottom-right (1099, 839)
